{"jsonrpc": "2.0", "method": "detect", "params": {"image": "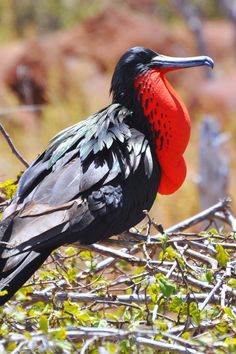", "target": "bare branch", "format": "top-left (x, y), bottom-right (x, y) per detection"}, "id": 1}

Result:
top-left (0, 326), bottom-right (210, 354)
top-left (136, 336), bottom-right (200, 354)
top-left (28, 291), bottom-right (221, 306)
top-left (164, 198), bottom-right (231, 233)
top-left (0, 123), bottom-right (29, 167)
top-left (199, 268), bottom-right (230, 311)
top-left (0, 104), bottom-right (43, 116)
